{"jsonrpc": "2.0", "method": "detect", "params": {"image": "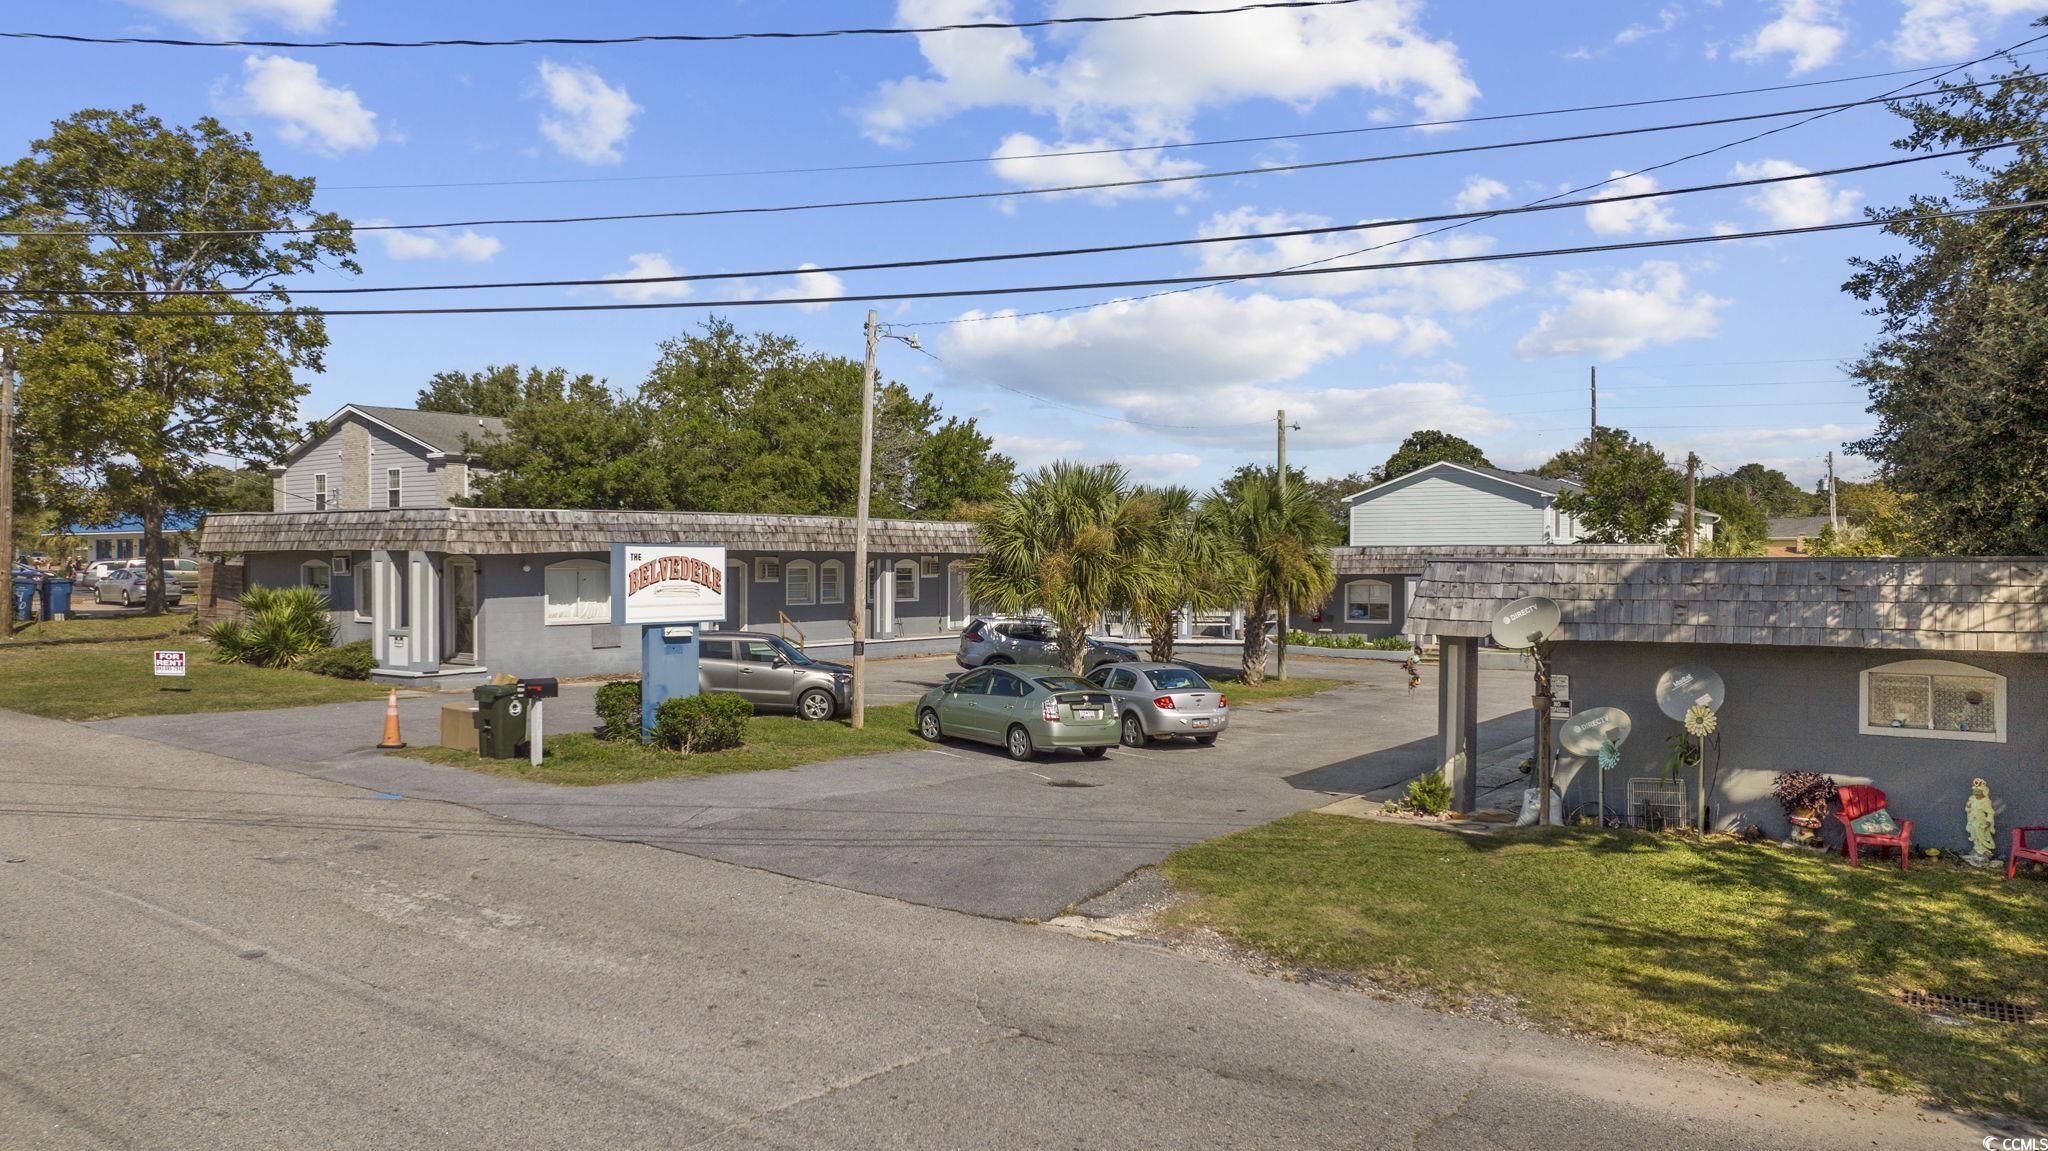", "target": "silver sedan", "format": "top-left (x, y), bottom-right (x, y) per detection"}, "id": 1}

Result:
top-left (1085, 661), bottom-right (1229, 747)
